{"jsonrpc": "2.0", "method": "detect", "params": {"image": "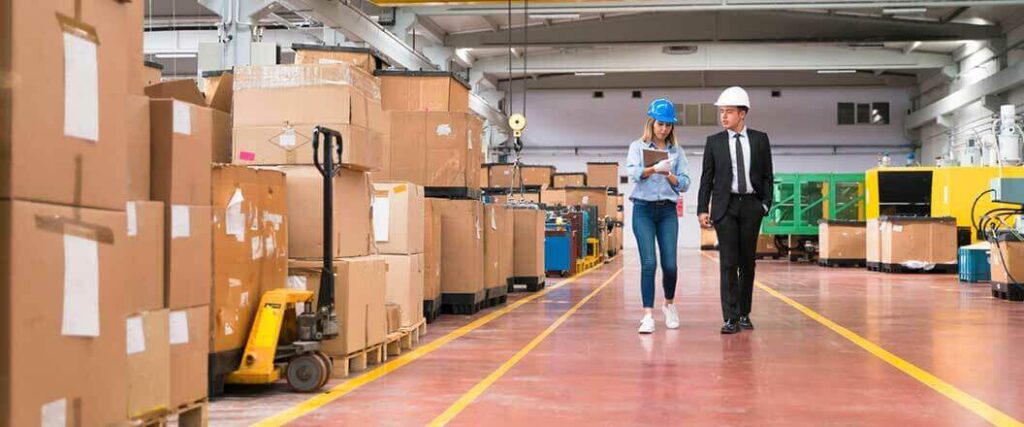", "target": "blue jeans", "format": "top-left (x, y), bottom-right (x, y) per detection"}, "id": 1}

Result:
top-left (631, 199), bottom-right (679, 308)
